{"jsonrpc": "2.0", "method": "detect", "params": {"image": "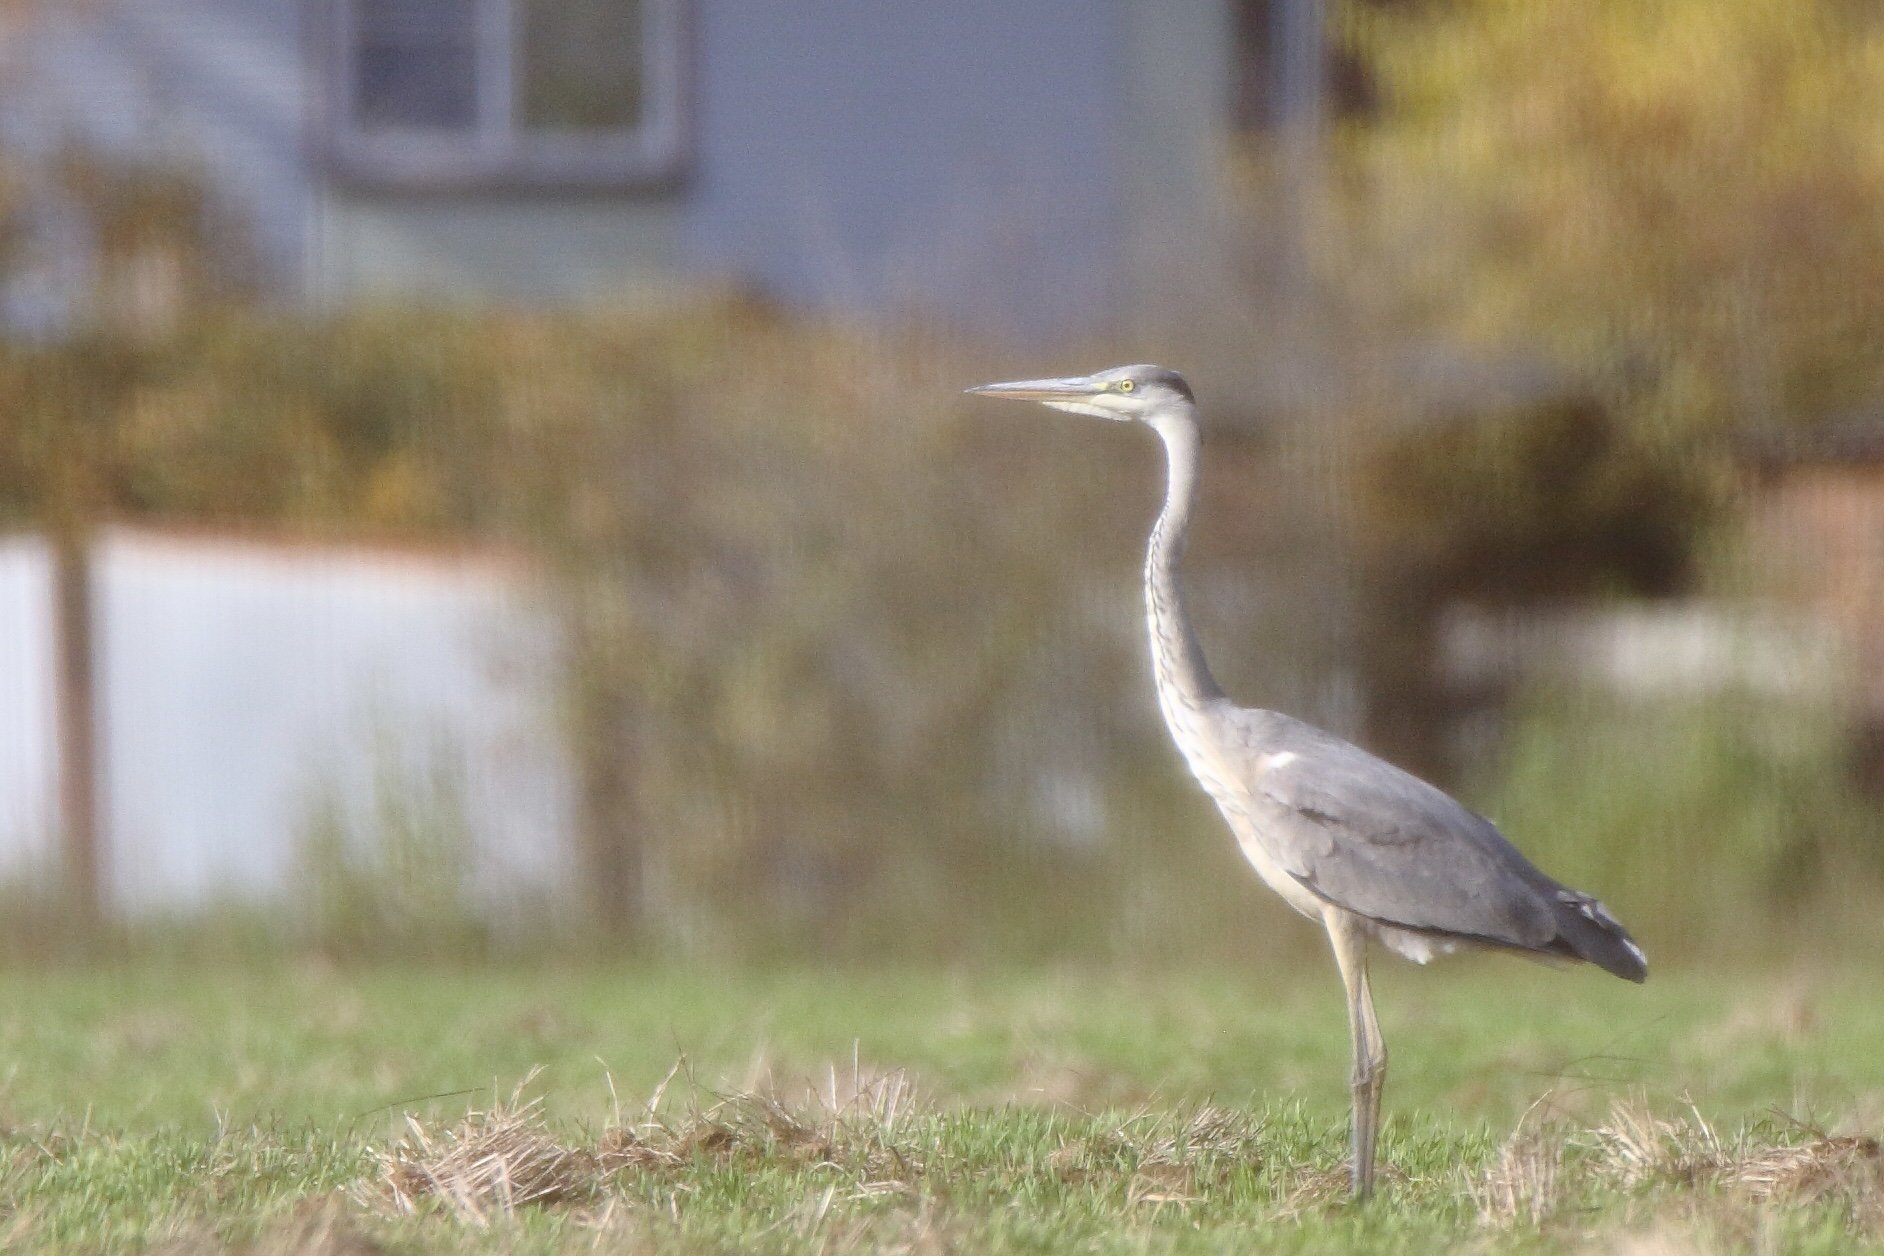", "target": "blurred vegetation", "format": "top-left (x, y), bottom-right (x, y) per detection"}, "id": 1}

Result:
top-left (1221, 0), bottom-right (1884, 958)
top-left (1326, 0), bottom-right (1884, 434)
top-left (1349, 393), bottom-right (1710, 779)
top-left (0, 290), bottom-right (1220, 962)
top-left (295, 724), bottom-right (492, 960)
top-left (1218, 0), bottom-right (1884, 781)
top-left (6, 0), bottom-right (1884, 965)
top-left (2, 287), bottom-right (1878, 966)
top-left (1472, 687), bottom-right (1884, 959)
